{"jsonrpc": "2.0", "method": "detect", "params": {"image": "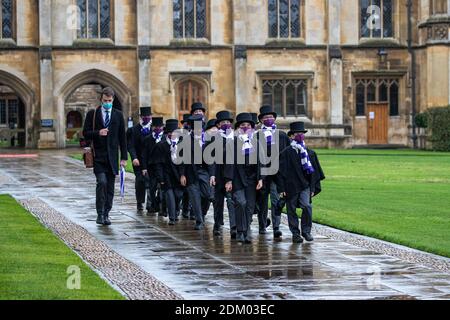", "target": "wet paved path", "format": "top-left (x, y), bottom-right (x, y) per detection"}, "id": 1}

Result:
top-left (1, 150), bottom-right (449, 300)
